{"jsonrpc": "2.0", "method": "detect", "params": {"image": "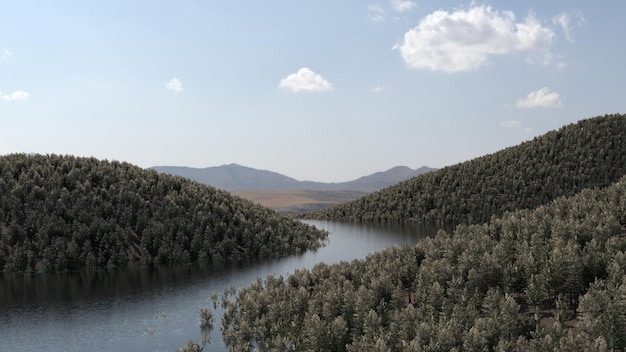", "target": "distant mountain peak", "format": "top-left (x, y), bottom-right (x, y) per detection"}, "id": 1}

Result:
top-left (388, 165), bottom-right (411, 171)
top-left (151, 164), bottom-right (435, 192)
